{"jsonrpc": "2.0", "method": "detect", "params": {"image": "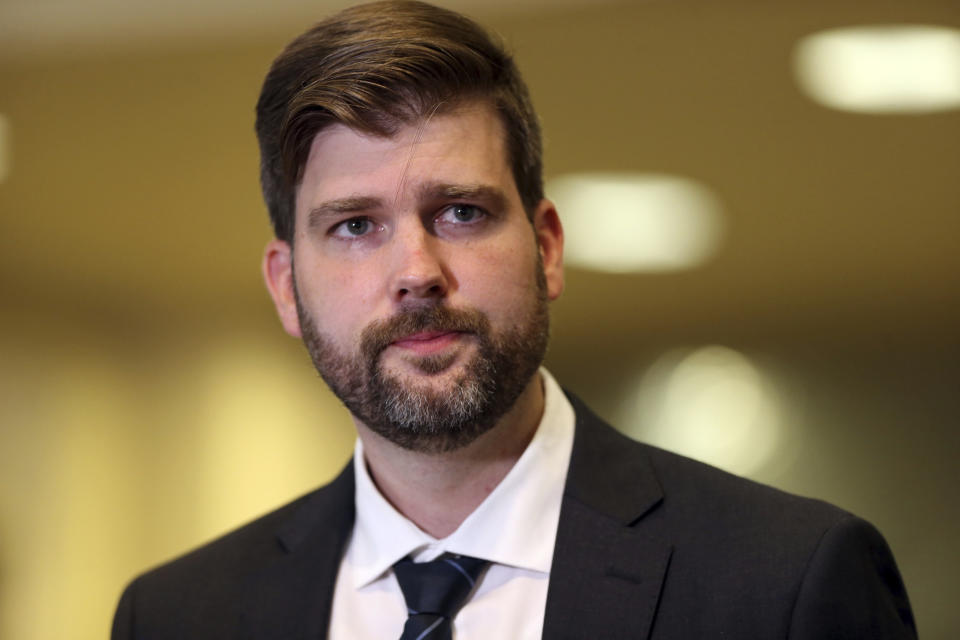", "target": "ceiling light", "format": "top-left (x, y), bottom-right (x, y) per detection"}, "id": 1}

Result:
top-left (547, 172), bottom-right (724, 273)
top-left (618, 346), bottom-right (783, 478)
top-left (794, 25), bottom-right (960, 114)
